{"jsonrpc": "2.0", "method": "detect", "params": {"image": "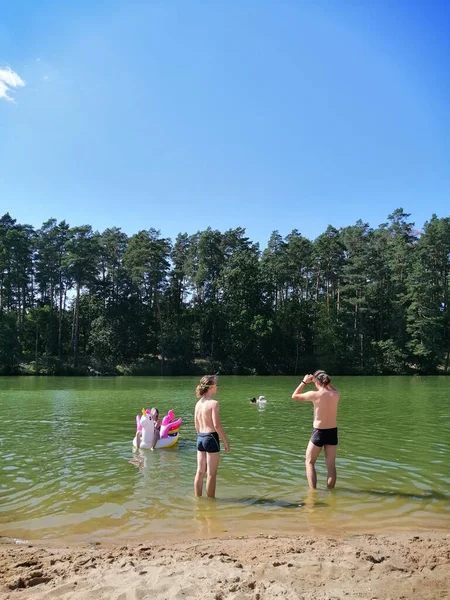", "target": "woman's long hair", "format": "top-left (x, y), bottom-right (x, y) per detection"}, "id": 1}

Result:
top-left (313, 370), bottom-right (331, 387)
top-left (196, 375), bottom-right (217, 398)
